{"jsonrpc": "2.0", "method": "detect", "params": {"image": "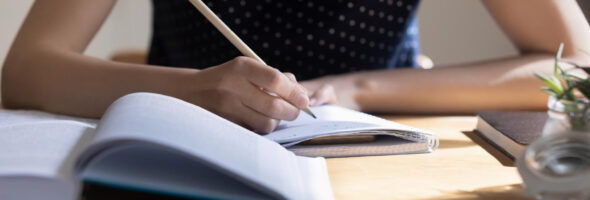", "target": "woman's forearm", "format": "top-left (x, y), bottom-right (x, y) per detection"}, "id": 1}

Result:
top-left (2, 47), bottom-right (196, 118)
top-left (334, 0), bottom-right (590, 114)
top-left (0, 0), bottom-right (199, 118)
top-left (336, 54), bottom-right (585, 114)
